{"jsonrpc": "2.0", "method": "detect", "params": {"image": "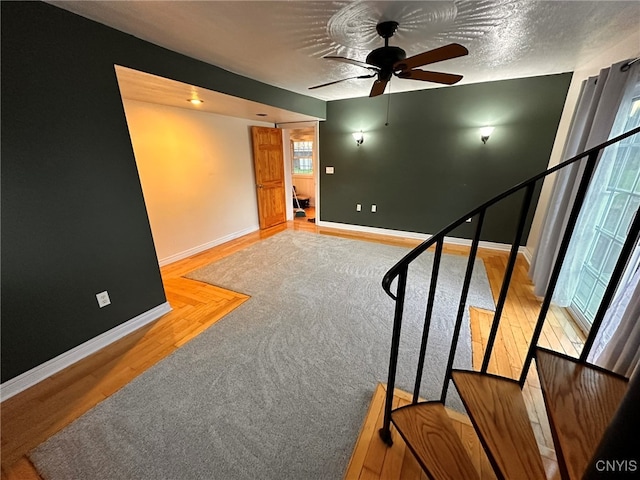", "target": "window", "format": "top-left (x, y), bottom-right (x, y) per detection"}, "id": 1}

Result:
top-left (569, 94), bottom-right (640, 330)
top-left (292, 141), bottom-right (313, 175)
